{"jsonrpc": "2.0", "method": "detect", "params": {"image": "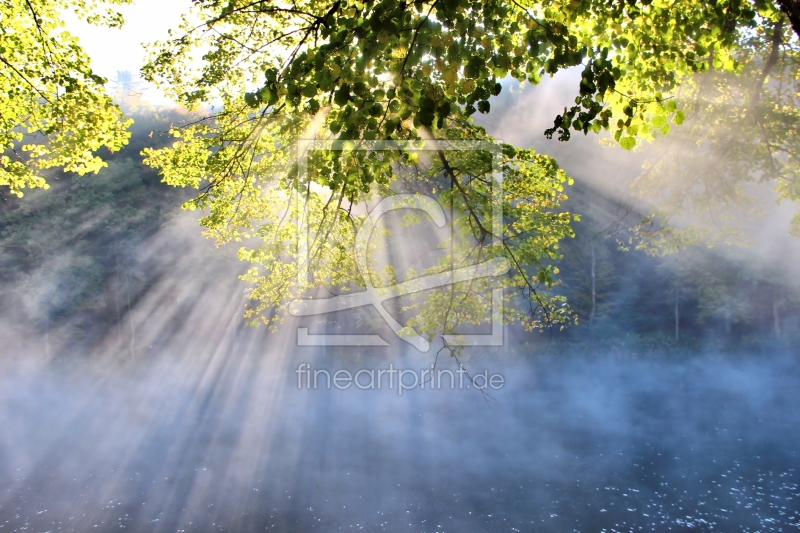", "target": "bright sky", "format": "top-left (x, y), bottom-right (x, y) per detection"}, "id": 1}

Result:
top-left (64, 0), bottom-right (192, 105)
